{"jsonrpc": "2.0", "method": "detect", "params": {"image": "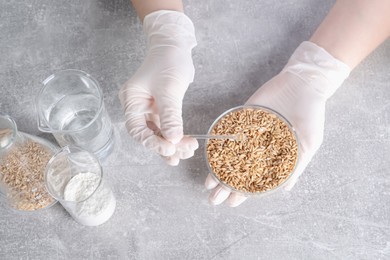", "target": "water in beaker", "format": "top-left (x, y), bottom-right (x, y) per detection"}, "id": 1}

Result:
top-left (37, 70), bottom-right (114, 160)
